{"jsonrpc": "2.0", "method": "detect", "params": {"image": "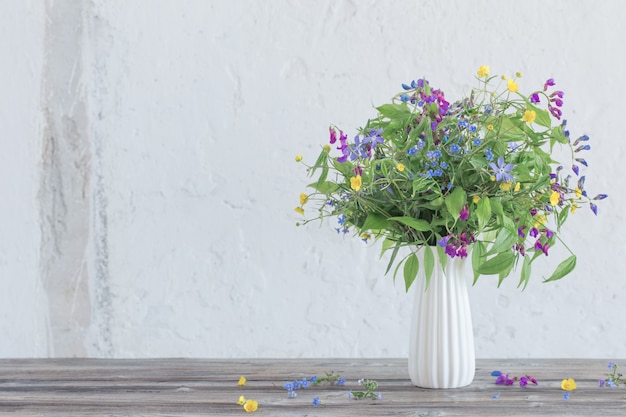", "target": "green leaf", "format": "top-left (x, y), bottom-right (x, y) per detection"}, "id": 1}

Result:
top-left (528, 103), bottom-right (551, 128)
top-left (389, 216), bottom-right (432, 232)
top-left (403, 253), bottom-right (419, 292)
top-left (518, 255), bottom-right (532, 290)
top-left (383, 241), bottom-right (400, 275)
top-left (423, 246), bottom-right (435, 290)
top-left (490, 197), bottom-right (503, 217)
top-left (557, 206), bottom-right (570, 229)
top-left (307, 180), bottom-right (339, 194)
top-left (475, 251), bottom-right (515, 275)
top-left (543, 255), bottom-right (577, 283)
top-left (445, 186), bottom-right (466, 220)
top-left (485, 227), bottom-right (517, 256)
top-left (376, 103), bottom-right (411, 119)
top-left (476, 196), bottom-right (492, 233)
top-left (472, 241), bottom-right (486, 285)
top-left (361, 213), bottom-right (389, 232)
